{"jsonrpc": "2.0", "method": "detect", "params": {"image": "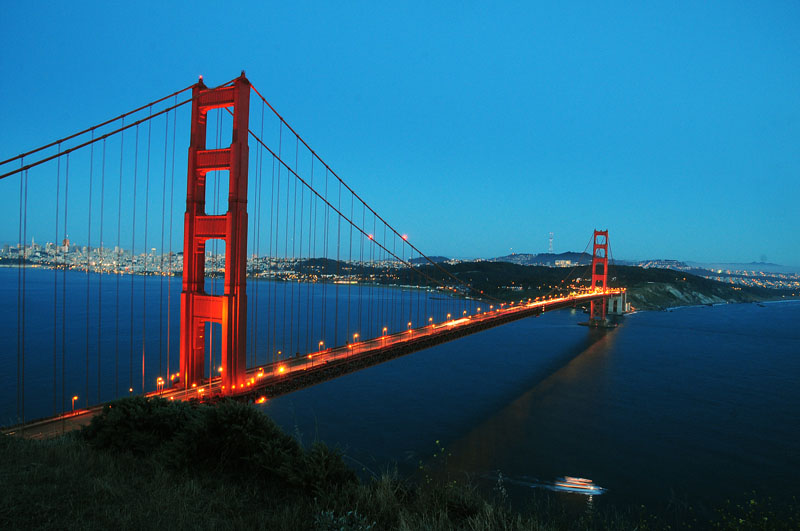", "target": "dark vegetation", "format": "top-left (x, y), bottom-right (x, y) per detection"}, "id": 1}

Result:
top-left (415, 262), bottom-right (789, 308)
top-left (2, 397), bottom-right (798, 530)
top-left (292, 257), bottom-right (792, 309)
